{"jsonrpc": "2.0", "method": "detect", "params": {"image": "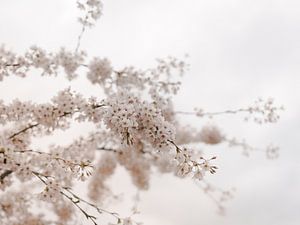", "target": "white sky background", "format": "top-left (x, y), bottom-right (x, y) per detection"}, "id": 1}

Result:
top-left (0, 0), bottom-right (300, 225)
